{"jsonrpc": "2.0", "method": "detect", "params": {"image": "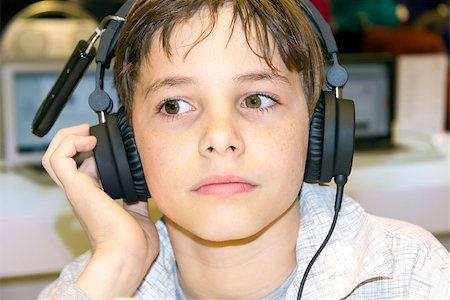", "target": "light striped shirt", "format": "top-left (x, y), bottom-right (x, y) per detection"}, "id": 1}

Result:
top-left (39, 183), bottom-right (450, 299)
